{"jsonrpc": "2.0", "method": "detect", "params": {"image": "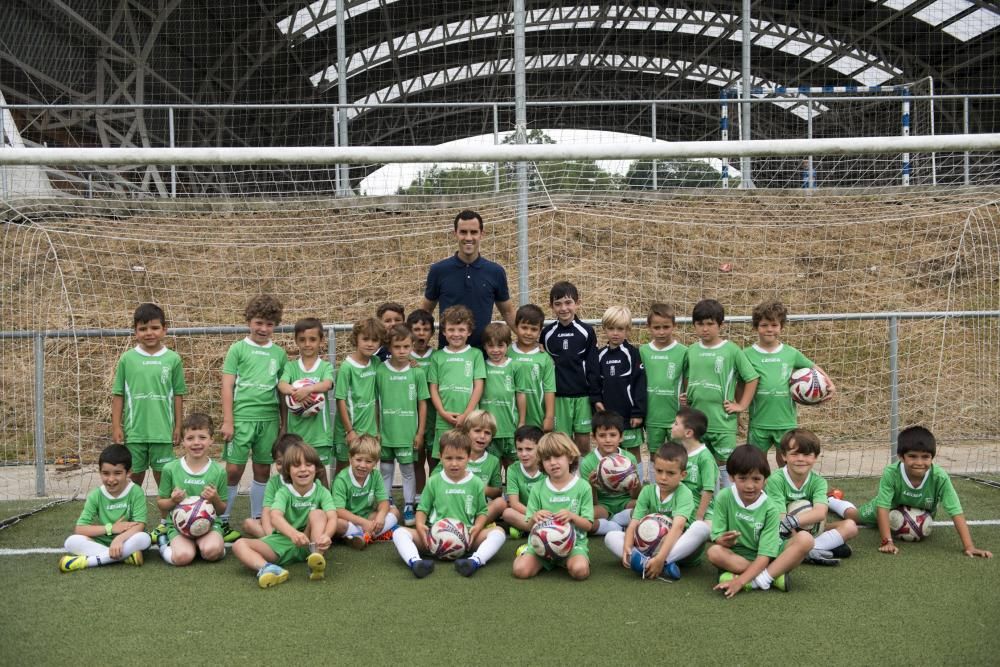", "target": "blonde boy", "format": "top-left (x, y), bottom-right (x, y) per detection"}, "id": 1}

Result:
top-left (332, 435), bottom-right (399, 547)
top-left (594, 306), bottom-right (646, 451)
